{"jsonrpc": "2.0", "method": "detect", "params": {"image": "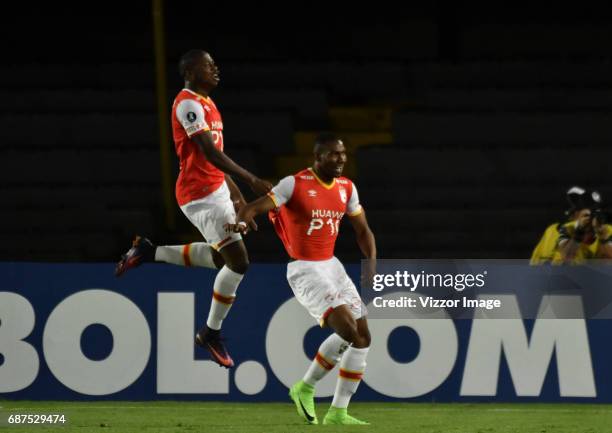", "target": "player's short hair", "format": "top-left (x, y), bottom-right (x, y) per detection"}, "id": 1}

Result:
top-left (314, 132), bottom-right (342, 154)
top-left (179, 49), bottom-right (207, 79)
